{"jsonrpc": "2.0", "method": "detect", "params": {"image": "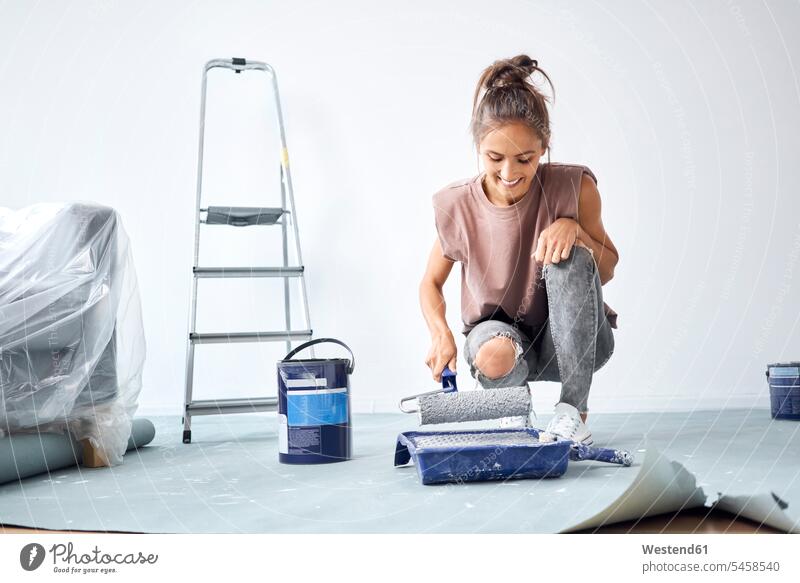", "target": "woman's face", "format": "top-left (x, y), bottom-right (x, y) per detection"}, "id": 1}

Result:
top-left (478, 122), bottom-right (545, 201)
